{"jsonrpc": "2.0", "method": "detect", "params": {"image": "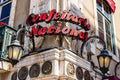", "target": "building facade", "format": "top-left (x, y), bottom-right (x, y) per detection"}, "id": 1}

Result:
top-left (0, 0), bottom-right (120, 80)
